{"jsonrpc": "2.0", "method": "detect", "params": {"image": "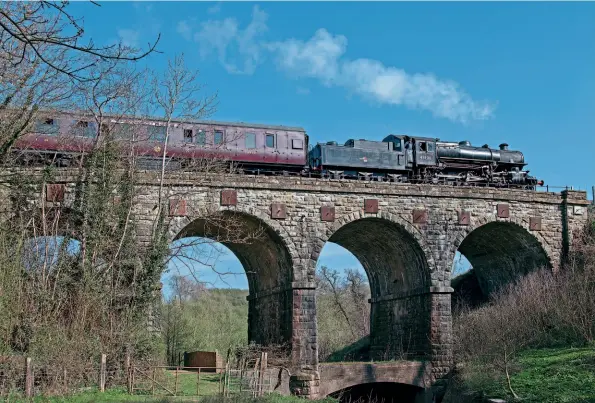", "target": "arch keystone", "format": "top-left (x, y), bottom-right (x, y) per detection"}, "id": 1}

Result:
top-left (220, 189), bottom-right (237, 206)
top-left (320, 206), bottom-right (335, 222)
